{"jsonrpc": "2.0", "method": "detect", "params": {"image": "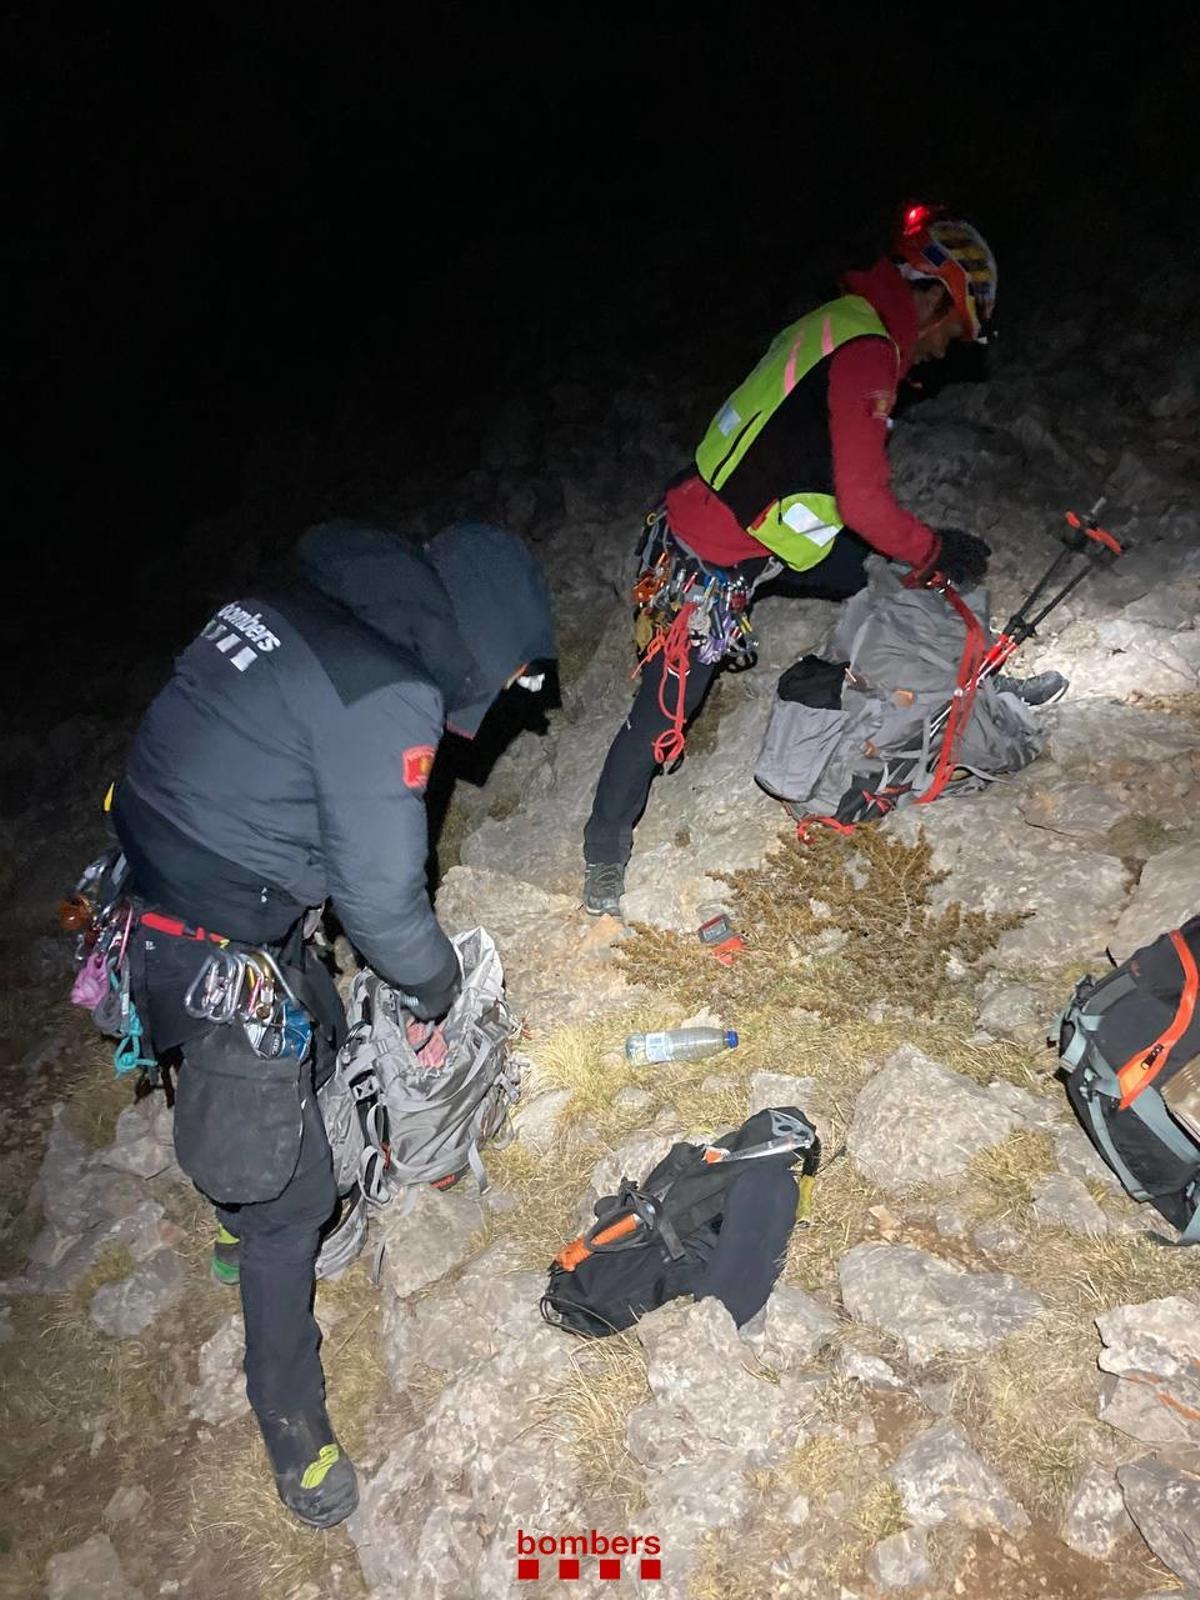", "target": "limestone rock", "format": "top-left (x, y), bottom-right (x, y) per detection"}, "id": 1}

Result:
top-left (631, 1298), bottom-right (808, 1471)
top-left (1096, 1296), bottom-right (1200, 1446)
top-left (847, 1048), bottom-right (1023, 1191)
top-left (1119, 1455), bottom-right (1200, 1589)
top-left (1110, 845), bottom-right (1200, 964)
top-left (1052, 1122), bottom-right (1124, 1194)
top-left (1059, 1461), bottom-right (1133, 1558)
top-left (891, 1421), bottom-right (1030, 1534)
top-left (35, 1106), bottom-right (147, 1238)
top-left (436, 865), bottom-right (635, 1028)
top-left (97, 1099), bottom-right (178, 1181)
top-left (976, 981), bottom-right (1043, 1041)
top-left (187, 1314), bottom-right (249, 1424)
top-left (512, 1088), bottom-right (573, 1152)
top-left (89, 1249), bottom-right (186, 1338)
top-left (103, 1484), bottom-right (152, 1527)
top-left (380, 1246), bottom-right (546, 1389)
top-left (587, 1129), bottom-right (680, 1213)
top-left (748, 1072), bottom-right (818, 1117)
top-left (46, 1534), bottom-right (144, 1600)
top-left (374, 1186), bottom-right (486, 1301)
top-left (887, 794), bottom-right (1130, 967)
top-left (350, 1314), bottom-right (579, 1599)
top-left (1033, 1173), bottom-right (1109, 1235)
top-left (972, 1221), bottom-right (1023, 1256)
top-left (838, 1243), bottom-right (1042, 1365)
top-left (836, 1348), bottom-right (905, 1389)
top-left (29, 1198), bottom-right (168, 1294)
top-left (740, 1284), bottom-right (839, 1369)
top-left (867, 1527), bottom-right (934, 1589)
